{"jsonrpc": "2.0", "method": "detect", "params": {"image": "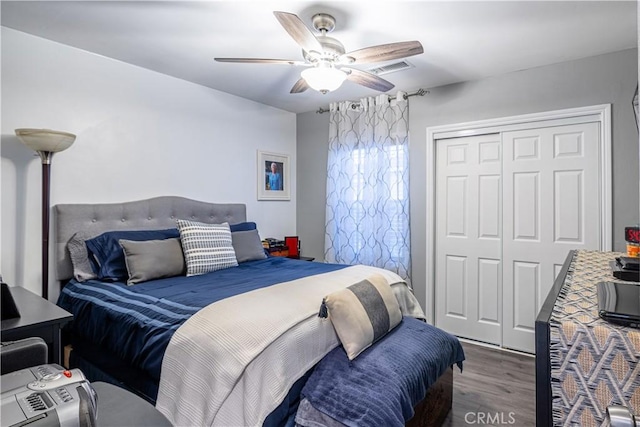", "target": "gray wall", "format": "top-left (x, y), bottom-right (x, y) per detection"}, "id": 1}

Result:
top-left (296, 111), bottom-right (330, 261)
top-left (297, 48), bottom-right (639, 311)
